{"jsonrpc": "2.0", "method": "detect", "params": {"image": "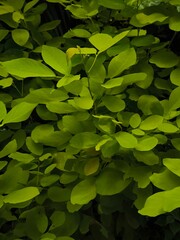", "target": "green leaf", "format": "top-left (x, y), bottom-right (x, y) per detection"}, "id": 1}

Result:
top-left (64, 29), bottom-right (91, 38)
top-left (170, 68), bottom-right (180, 86)
top-left (135, 137), bottom-right (158, 151)
top-left (3, 187), bottom-right (40, 204)
top-left (150, 169), bottom-right (180, 190)
top-left (98, 0), bottom-right (125, 9)
top-left (137, 95), bottom-right (161, 115)
top-left (0, 5), bottom-right (14, 15)
top-left (24, 88), bottom-right (68, 104)
top-left (56, 237), bottom-right (74, 240)
top-left (42, 45), bottom-right (69, 75)
top-left (36, 105), bottom-right (57, 121)
top-left (84, 157), bottom-right (99, 176)
top-left (46, 102), bottom-right (77, 114)
top-left (133, 150), bottom-right (159, 165)
top-left (139, 186), bottom-right (180, 217)
top-left (130, 13), bottom-right (168, 27)
top-left (139, 115), bottom-right (163, 130)
top-left (131, 35), bottom-right (156, 47)
top-left (101, 77), bottom-right (123, 89)
top-left (169, 14), bottom-right (180, 31)
top-left (57, 75), bottom-right (80, 88)
top-left (48, 186), bottom-right (71, 202)
top-left (1, 102), bottom-right (36, 125)
top-left (9, 152), bottom-right (35, 163)
top-left (108, 48), bottom-right (136, 78)
top-left (0, 77), bottom-right (13, 88)
top-left (0, 161), bottom-right (8, 170)
top-left (171, 138), bottom-right (180, 151)
top-left (0, 139), bottom-right (17, 158)
top-left (40, 175), bottom-right (59, 187)
top-left (96, 168), bottom-right (130, 195)
top-left (0, 29), bottom-right (9, 41)
top-left (158, 122), bottom-right (179, 133)
top-left (150, 50), bottom-right (179, 68)
top-left (115, 131), bottom-right (137, 148)
top-left (73, 97), bottom-right (93, 110)
top-left (70, 132), bottom-right (100, 149)
top-left (26, 137), bottom-right (43, 155)
top-left (23, 0), bottom-right (39, 13)
top-left (169, 87), bottom-right (180, 110)
top-left (122, 73), bottom-right (147, 86)
top-left (12, 29), bottom-right (29, 46)
top-left (31, 124), bottom-right (71, 147)
top-left (39, 20), bottom-right (60, 32)
top-left (129, 113), bottom-right (141, 128)
top-left (89, 30), bottom-right (129, 53)
top-left (71, 178), bottom-right (96, 204)
top-left (0, 101), bottom-right (6, 122)
top-left (62, 115), bottom-right (83, 134)
top-left (125, 166), bottom-right (152, 188)
top-left (102, 96), bottom-right (125, 112)
top-left (2, 58), bottom-right (55, 78)
top-left (50, 211), bottom-right (66, 230)
top-left (163, 158), bottom-right (180, 177)
top-left (134, 61), bottom-right (154, 89)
